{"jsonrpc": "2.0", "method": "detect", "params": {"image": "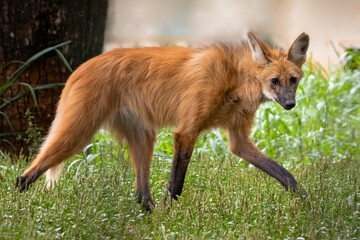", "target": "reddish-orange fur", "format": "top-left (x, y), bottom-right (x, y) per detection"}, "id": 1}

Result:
top-left (17, 32), bottom-right (309, 211)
